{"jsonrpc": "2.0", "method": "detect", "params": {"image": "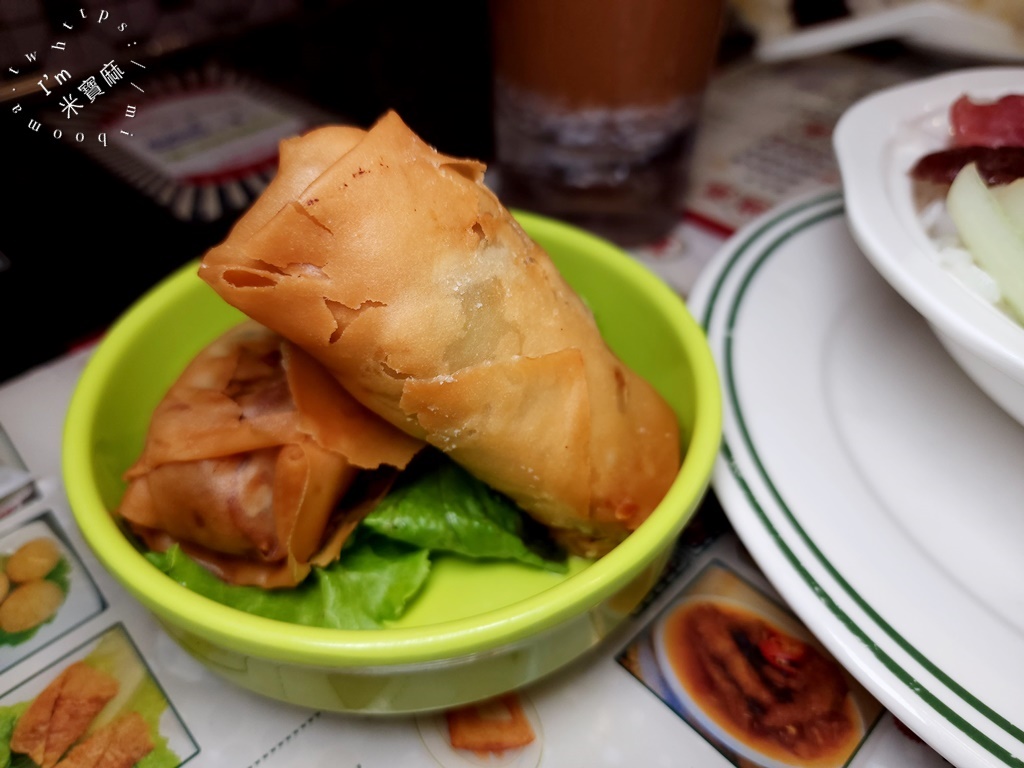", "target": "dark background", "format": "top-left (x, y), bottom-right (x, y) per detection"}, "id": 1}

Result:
top-left (0, 0), bottom-right (497, 383)
top-left (1, 0), bottom-right (846, 384)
